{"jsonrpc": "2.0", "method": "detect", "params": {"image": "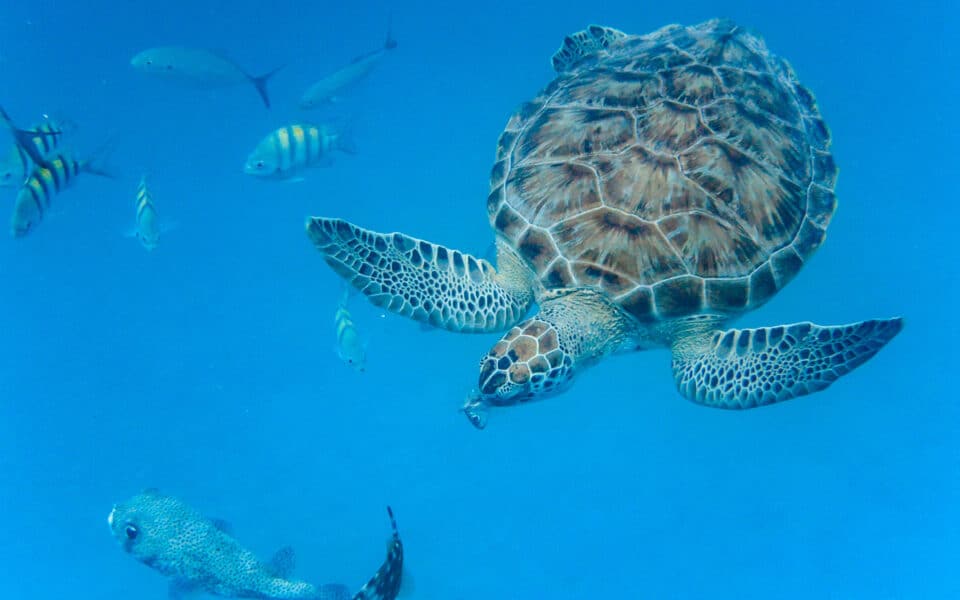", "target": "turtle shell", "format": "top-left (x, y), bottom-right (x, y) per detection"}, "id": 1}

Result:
top-left (487, 19), bottom-right (837, 321)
